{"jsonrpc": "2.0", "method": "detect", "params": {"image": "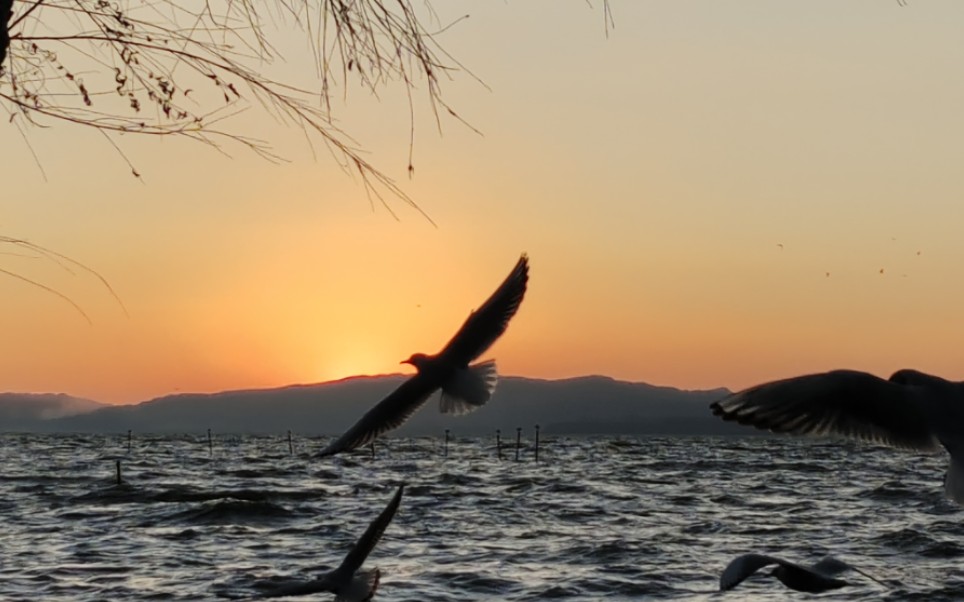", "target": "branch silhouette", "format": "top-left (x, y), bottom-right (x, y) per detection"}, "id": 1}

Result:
top-left (0, 1), bottom-right (481, 216)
